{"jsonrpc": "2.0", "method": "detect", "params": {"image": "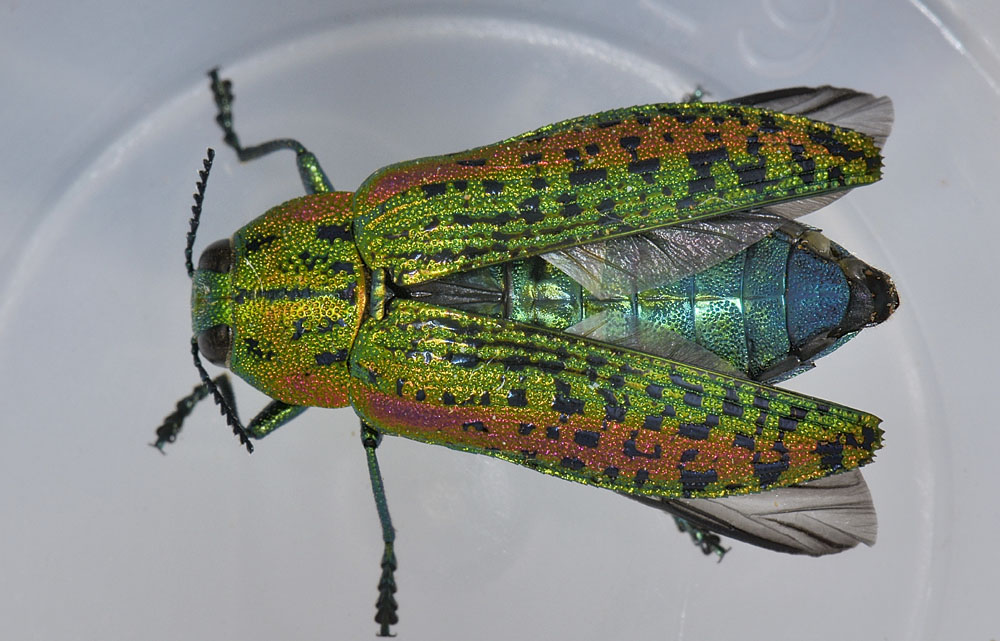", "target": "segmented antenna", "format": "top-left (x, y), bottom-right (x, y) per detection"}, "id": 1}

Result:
top-left (191, 338), bottom-right (254, 453)
top-left (186, 148), bottom-right (215, 278)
